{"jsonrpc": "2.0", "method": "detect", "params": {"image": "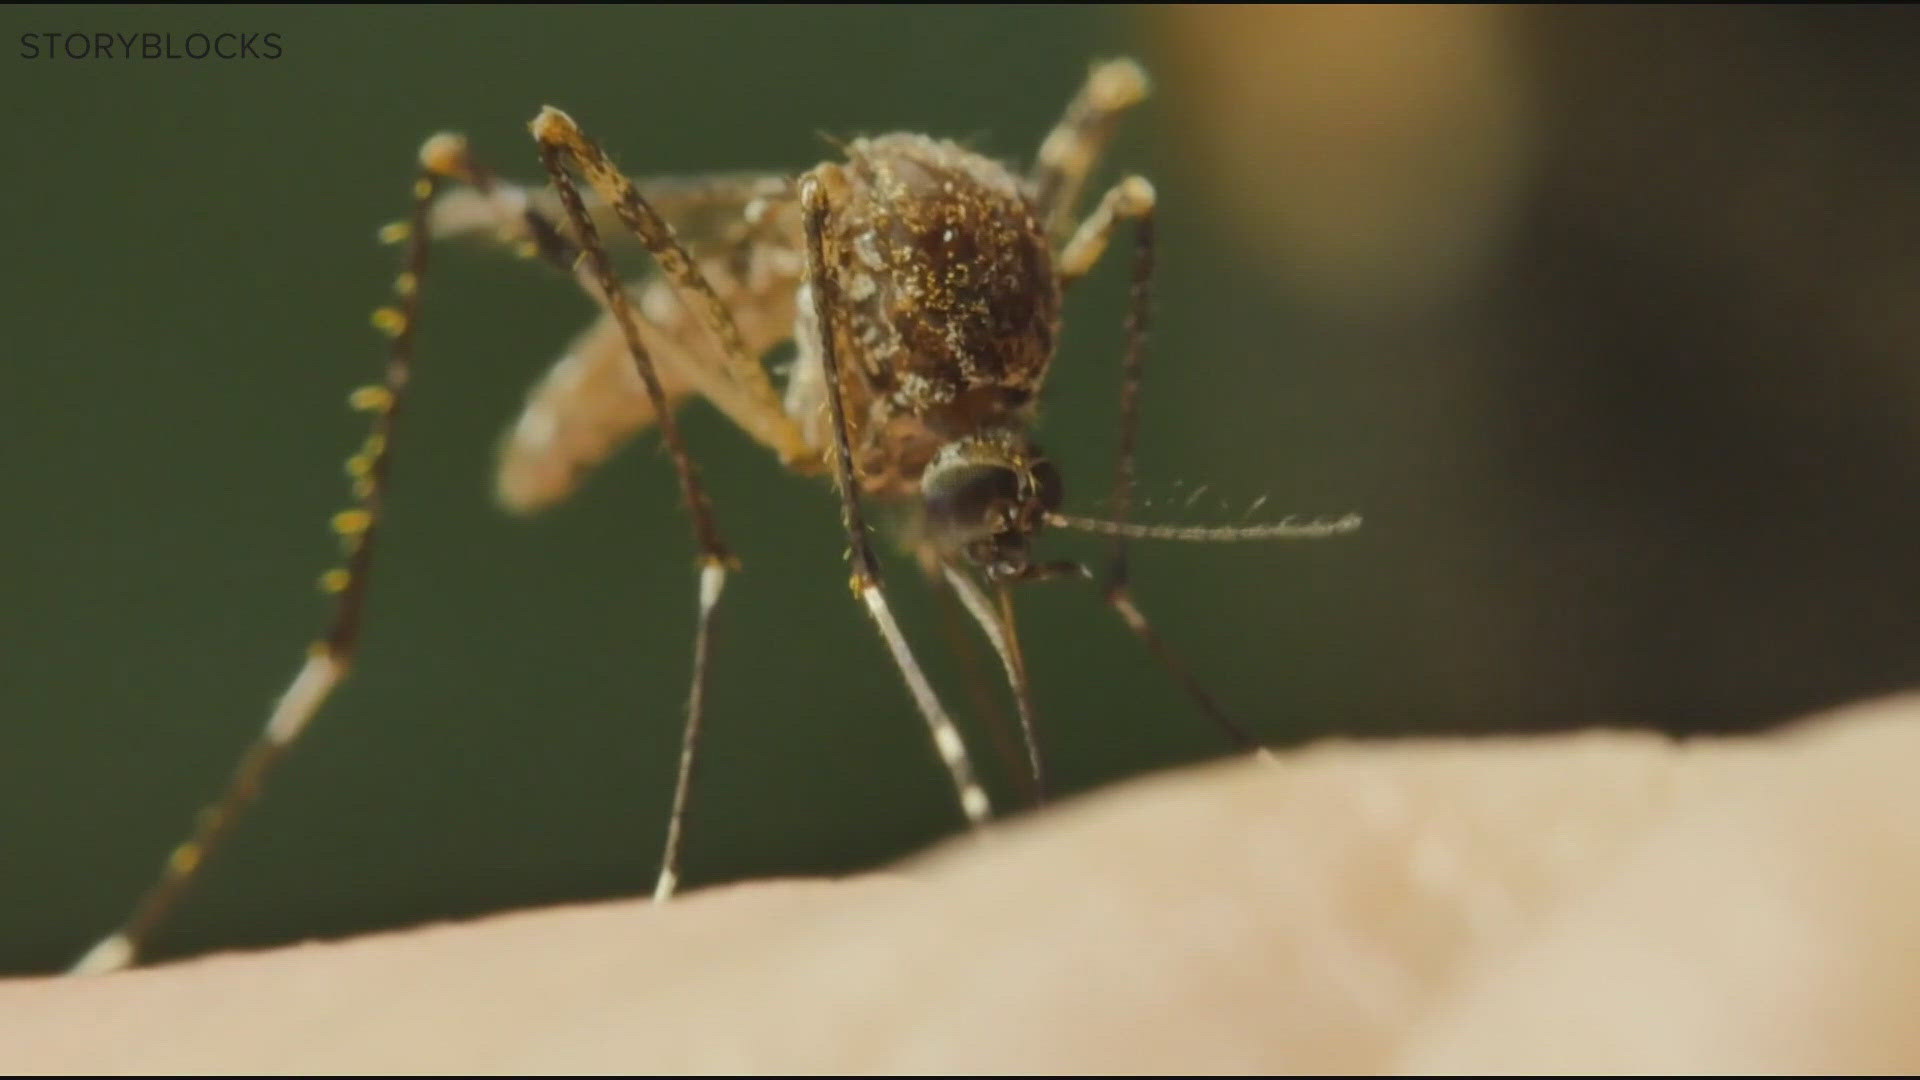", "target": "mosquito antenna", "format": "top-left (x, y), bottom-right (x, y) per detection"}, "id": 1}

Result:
top-left (1046, 511), bottom-right (1362, 543)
